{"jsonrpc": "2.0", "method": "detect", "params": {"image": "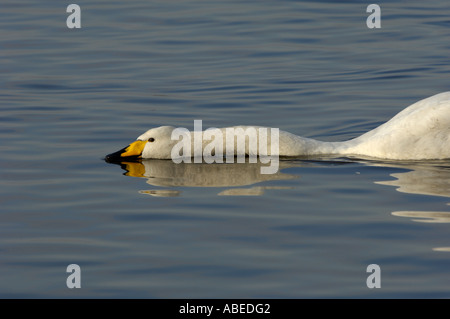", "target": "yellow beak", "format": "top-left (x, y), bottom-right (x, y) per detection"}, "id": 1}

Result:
top-left (121, 140), bottom-right (148, 157)
top-left (105, 140), bottom-right (147, 162)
